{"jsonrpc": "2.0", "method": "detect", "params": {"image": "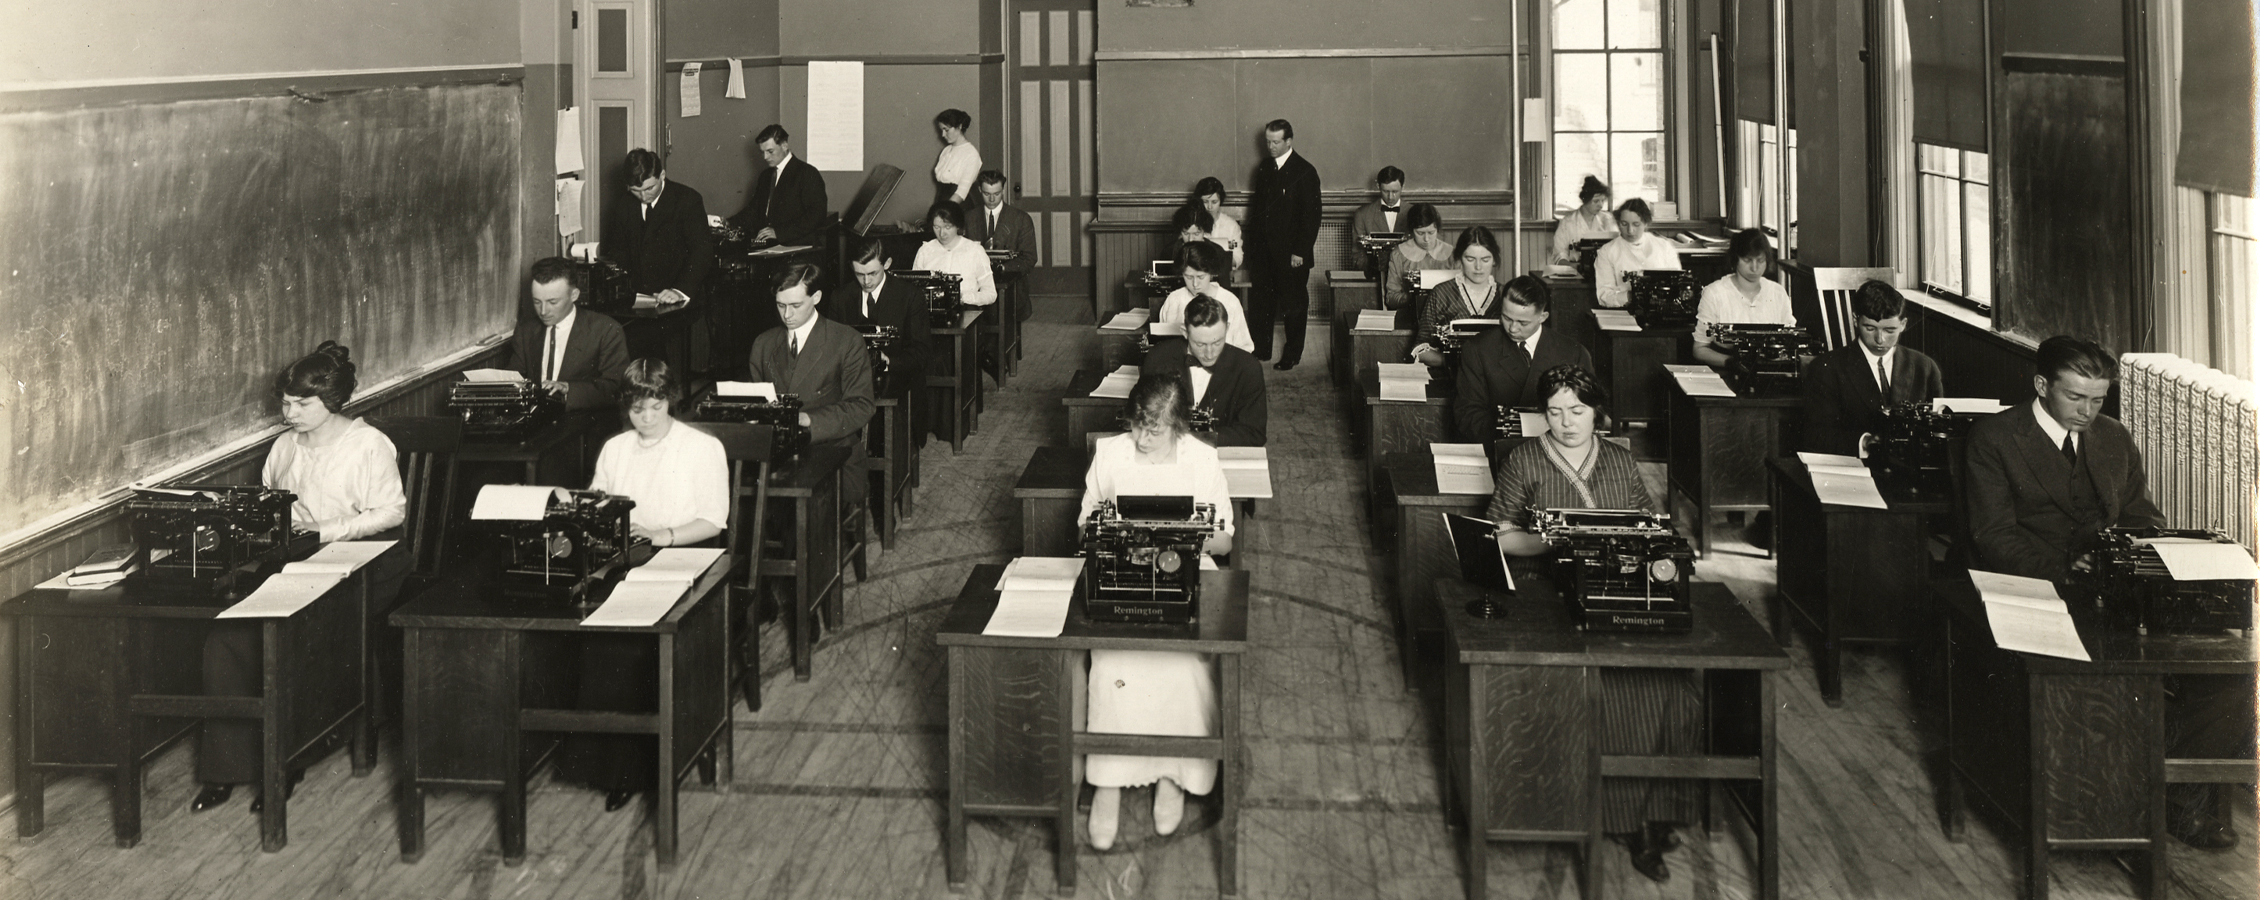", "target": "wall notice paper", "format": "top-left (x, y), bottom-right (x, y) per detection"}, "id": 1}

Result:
top-left (556, 107), bottom-right (583, 175)
top-left (461, 368), bottom-right (524, 382)
top-left (582, 579), bottom-right (692, 628)
top-left (725, 58), bottom-right (746, 99)
top-left (805, 60), bottom-right (865, 171)
top-left (216, 572), bottom-right (348, 619)
top-left (1377, 362), bottom-right (1431, 401)
top-left (1933, 397), bottom-right (2010, 416)
top-left (625, 548), bottom-right (725, 582)
top-left (716, 381), bottom-right (779, 400)
top-left (1218, 447), bottom-right (1274, 499)
top-left (1355, 309), bottom-right (1398, 331)
top-left (557, 176), bottom-right (584, 237)
top-left (995, 556), bottom-right (1083, 592)
top-left (1594, 310), bottom-right (1642, 331)
top-left (284, 540), bottom-right (398, 576)
top-left (1970, 569), bottom-right (2091, 661)
top-left (1091, 365), bottom-right (1141, 399)
top-left (471, 485), bottom-right (565, 521)
top-left (1101, 308), bottom-right (1151, 331)
top-left (2148, 542), bottom-right (2260, 582)
top-left (679, 62), bottom-right (702, 117)
top-left (1431, 443), bottom-right (1494, 495)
